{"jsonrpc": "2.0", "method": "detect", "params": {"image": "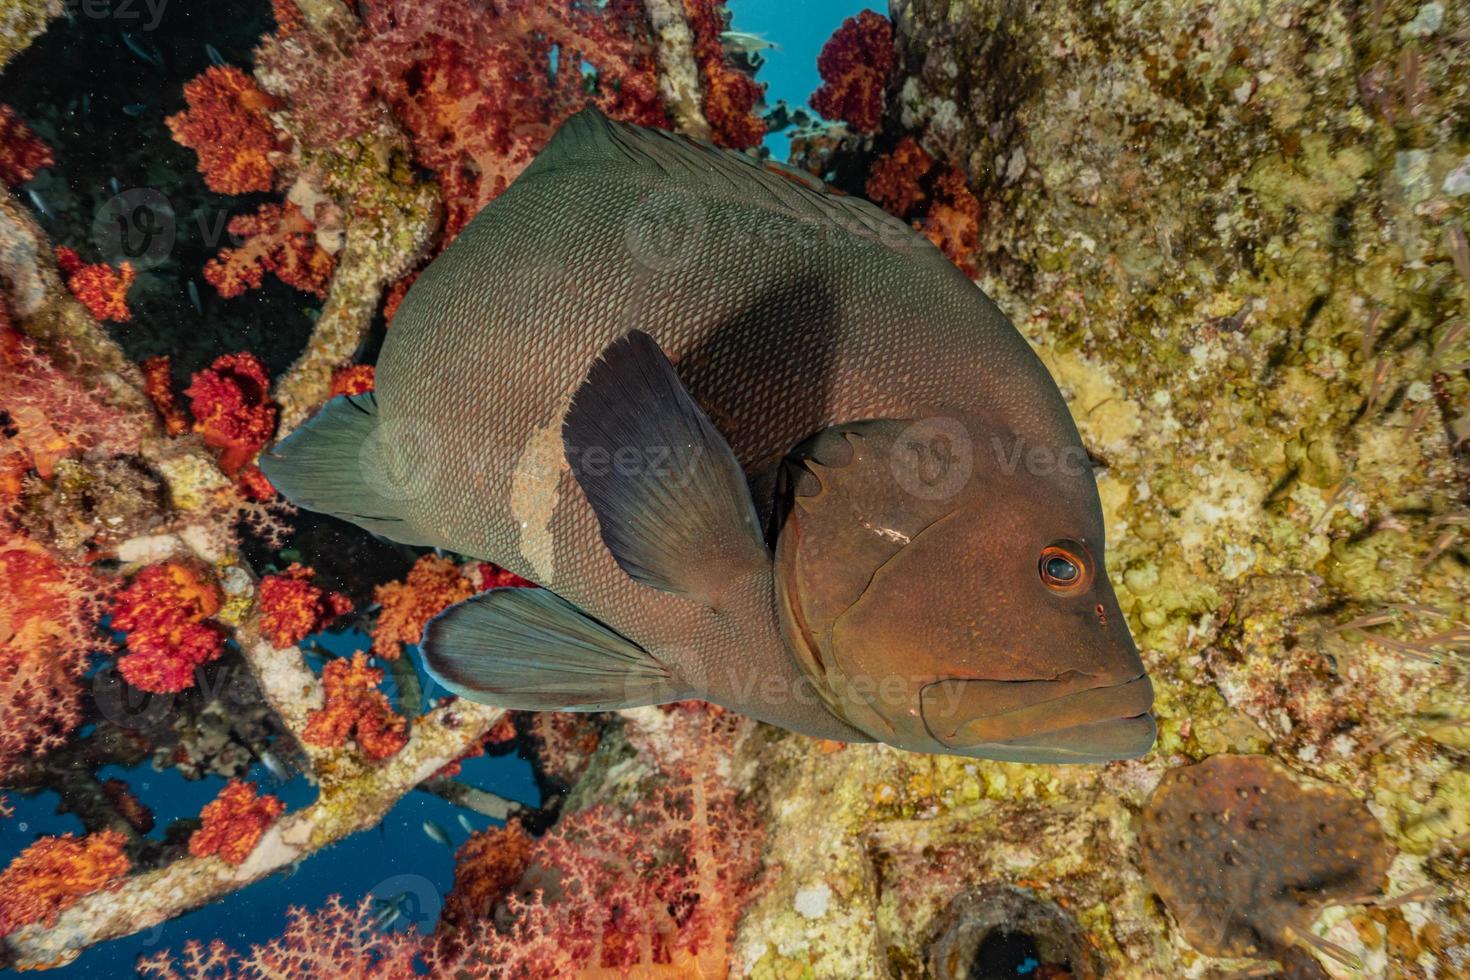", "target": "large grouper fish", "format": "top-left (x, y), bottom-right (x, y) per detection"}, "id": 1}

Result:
top-left (263, 108), bottom-right (1155, 763)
